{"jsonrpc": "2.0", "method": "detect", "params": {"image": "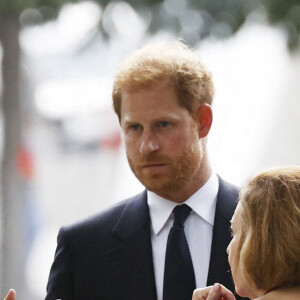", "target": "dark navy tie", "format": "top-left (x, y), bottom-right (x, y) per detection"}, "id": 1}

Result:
top-left (163, 204), bottom-right (196, 300)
